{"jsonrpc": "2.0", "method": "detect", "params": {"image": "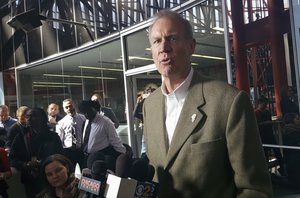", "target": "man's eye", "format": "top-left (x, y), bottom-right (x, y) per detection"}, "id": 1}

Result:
top-left (46, 173), bottom-right (53, 177)
top-left (153, 40), bottom-right (159, 45)
top-left (170, 37), bottom-right (177, 41)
